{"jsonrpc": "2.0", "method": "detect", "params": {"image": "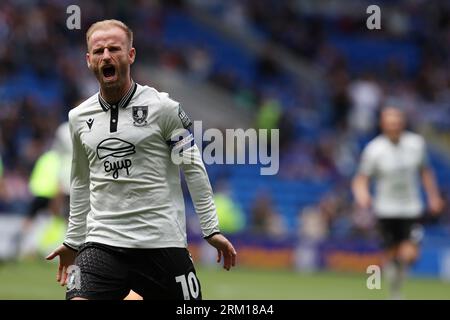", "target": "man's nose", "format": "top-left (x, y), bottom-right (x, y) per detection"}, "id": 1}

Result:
top-left (102, 48), bottom-right (111, 61)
